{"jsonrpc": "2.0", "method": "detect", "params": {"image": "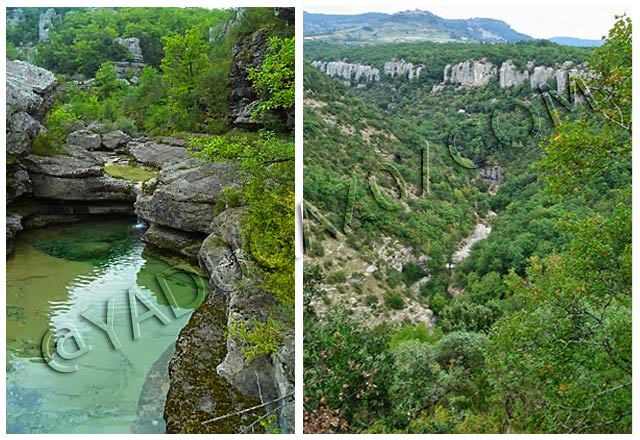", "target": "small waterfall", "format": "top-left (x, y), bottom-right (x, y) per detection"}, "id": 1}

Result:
top-left (132, 182), bottom-right (147, 230)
